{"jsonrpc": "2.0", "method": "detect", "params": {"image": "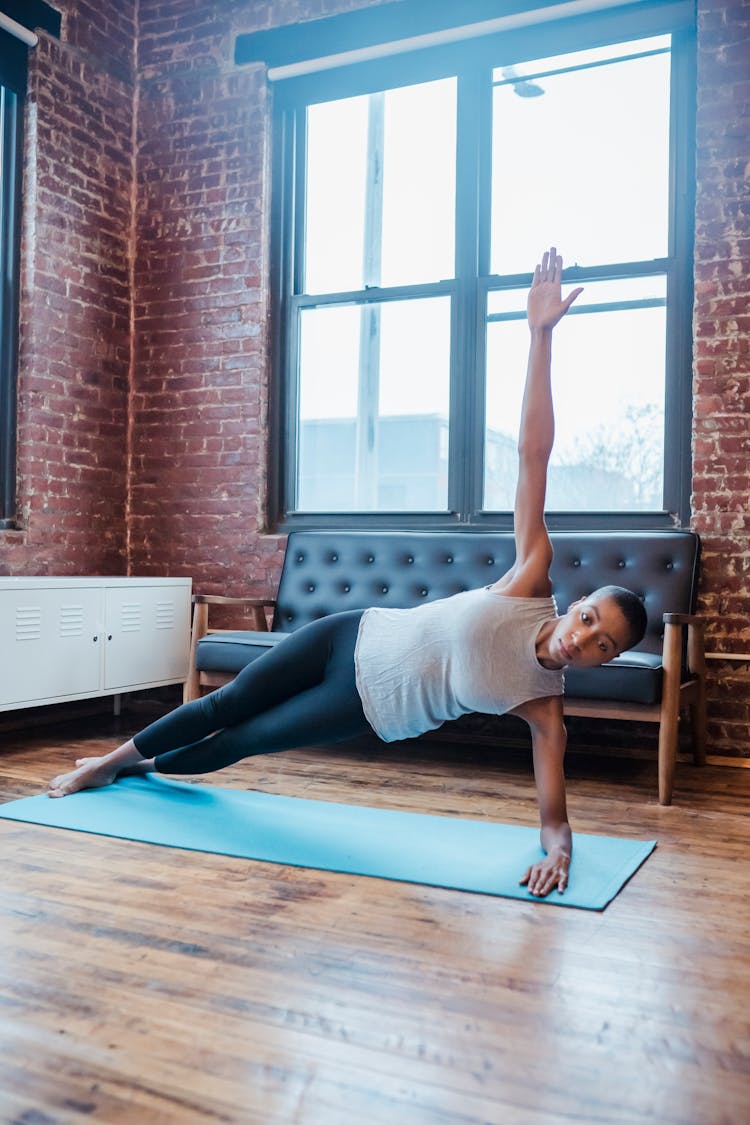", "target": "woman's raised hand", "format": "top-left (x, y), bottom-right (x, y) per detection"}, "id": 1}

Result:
top-left (526, 246), bottom-right (583, 331)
